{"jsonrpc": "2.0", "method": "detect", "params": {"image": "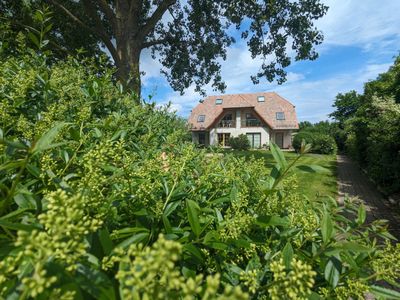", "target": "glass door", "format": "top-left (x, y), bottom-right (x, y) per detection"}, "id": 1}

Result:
top-left (218, 133), bottom-right (231, 147)
top-left (246, 133), bottom-right (261, 148)
top-left (275, 132), bottom-right (284, 148)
